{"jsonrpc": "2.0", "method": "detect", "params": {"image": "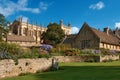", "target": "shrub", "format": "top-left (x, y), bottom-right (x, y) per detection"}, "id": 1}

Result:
top-left (64, 48), bottom-right (80, 56)
top-left (50, 44), bottom-right (71, 56)
top-left (85, 58), bottom-right (95, 62)
top-left (100, 48), bottom-right (110, 55)
top-left (80, 49), bottom-right (93, 54)
top-left (40, 44), bottom-right (53, 52)
top-left (38, 49), bottom-right (50, 58)
top-left (0, 42), bottom-right (22, 58)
